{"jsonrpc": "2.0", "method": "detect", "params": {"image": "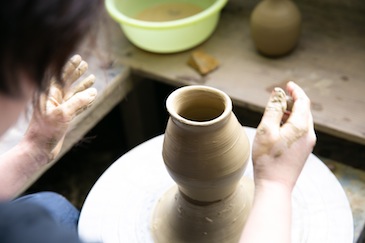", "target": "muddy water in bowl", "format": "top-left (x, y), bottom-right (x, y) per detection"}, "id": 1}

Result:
top-left (135, 3), bottom-right (203, 22)
top-left (105, 0), bottom-right (227, 52)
